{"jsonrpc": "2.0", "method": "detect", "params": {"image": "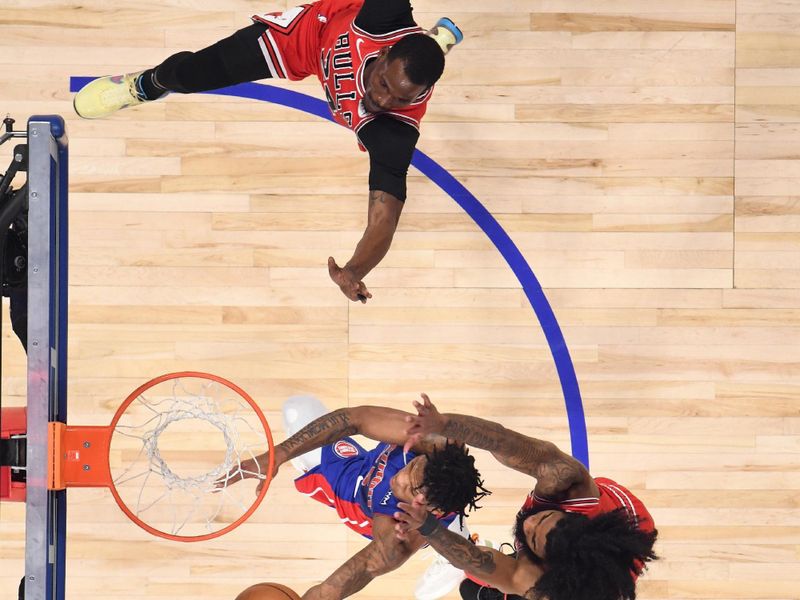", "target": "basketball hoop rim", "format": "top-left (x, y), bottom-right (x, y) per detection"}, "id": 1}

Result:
top-left (107, 371), bottom-right (275, 543)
